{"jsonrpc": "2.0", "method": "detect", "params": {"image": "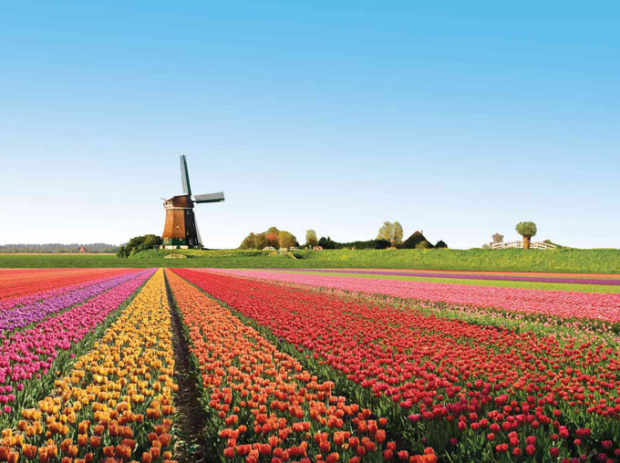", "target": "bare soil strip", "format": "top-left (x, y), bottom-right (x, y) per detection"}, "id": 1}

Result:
top-left (164, 273), bottom-right (215, 463)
